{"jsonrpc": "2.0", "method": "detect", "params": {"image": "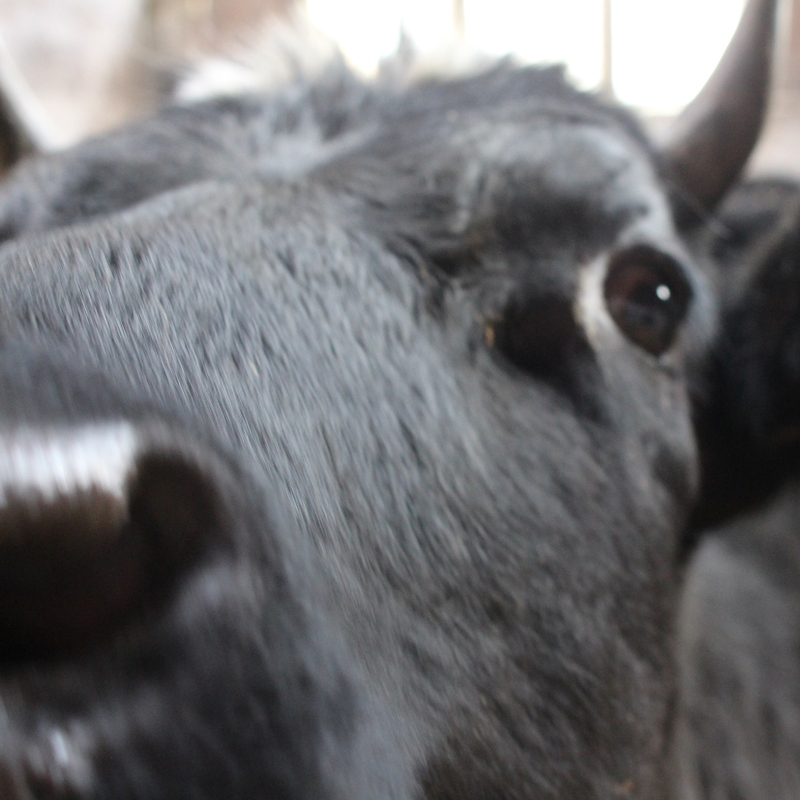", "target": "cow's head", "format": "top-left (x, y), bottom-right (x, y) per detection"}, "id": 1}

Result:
top-left (0, 1), bottom-right (778, 798)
